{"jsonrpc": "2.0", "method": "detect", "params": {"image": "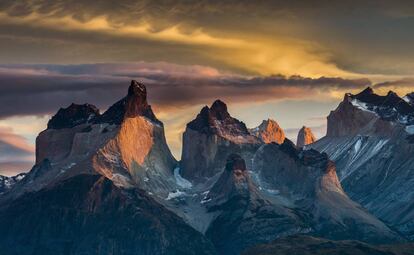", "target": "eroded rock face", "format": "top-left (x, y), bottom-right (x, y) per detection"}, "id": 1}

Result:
top-left (250, 119), bottom-right (285, 144)
top-left (181, 100), bottom-right (261, 182)
top-left (296, 126), bottom-right (316, 148)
